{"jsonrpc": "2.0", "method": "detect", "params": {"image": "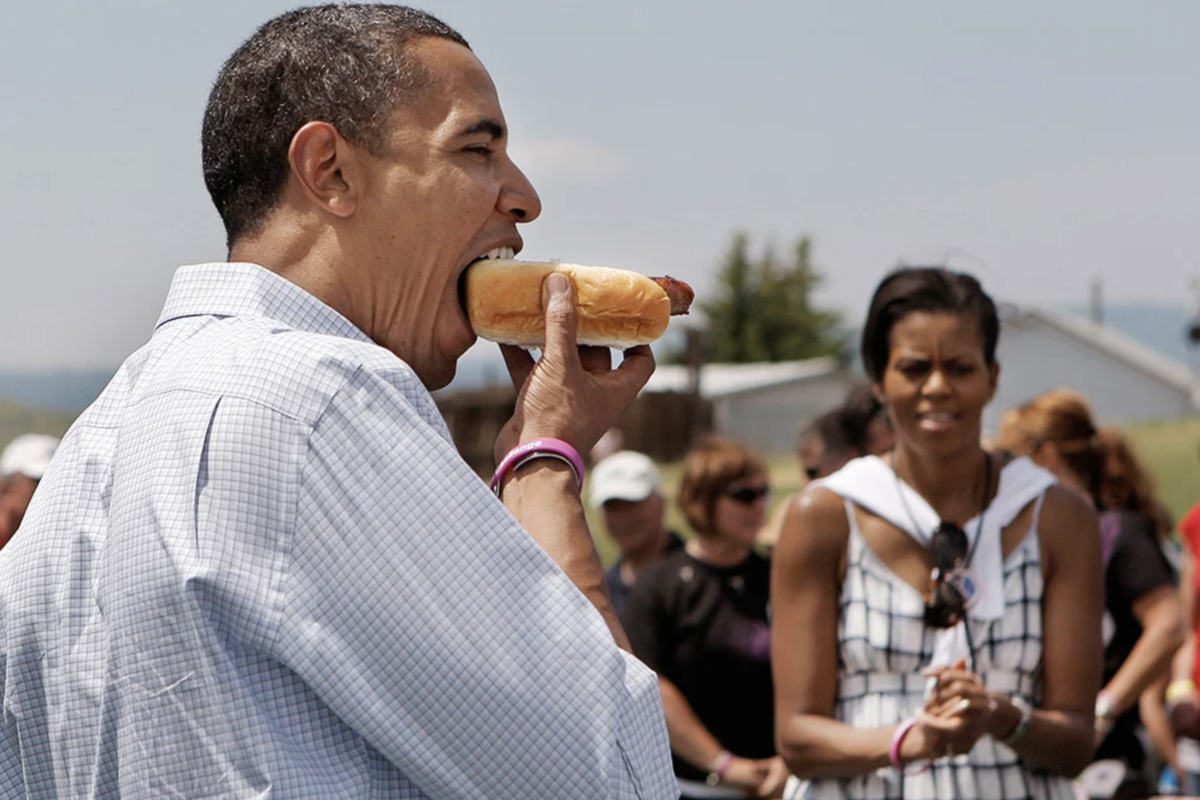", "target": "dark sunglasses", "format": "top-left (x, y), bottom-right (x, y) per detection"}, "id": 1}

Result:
top-left (924, 522), bottom-right (971, 628)
top-left (720, 485), bottom-right (770, 505)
